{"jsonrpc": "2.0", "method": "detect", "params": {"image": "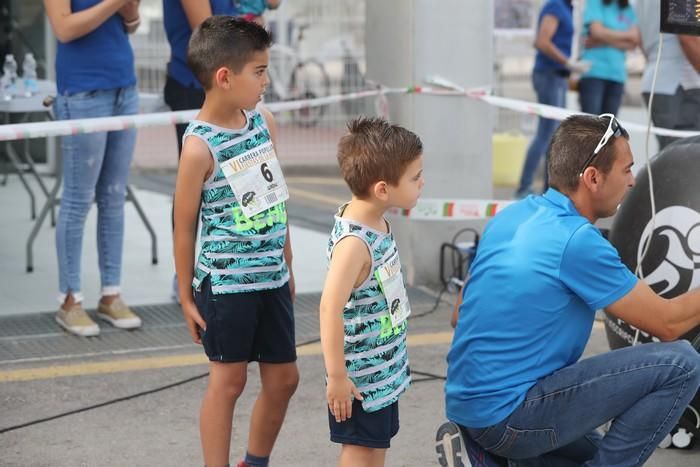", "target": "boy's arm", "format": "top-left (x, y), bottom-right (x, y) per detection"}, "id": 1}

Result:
top-left (174, 136), bottom-right (211, 343)
top-left (260, 106), bottom-right (295, 300)
top-left (320, 237), bottom-right (368, 422)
